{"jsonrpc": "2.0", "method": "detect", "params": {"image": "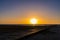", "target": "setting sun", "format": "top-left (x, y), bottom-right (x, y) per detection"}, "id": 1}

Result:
top-left (30, 18), bottom-right (38, 24)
